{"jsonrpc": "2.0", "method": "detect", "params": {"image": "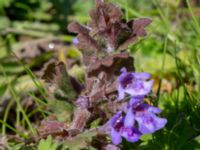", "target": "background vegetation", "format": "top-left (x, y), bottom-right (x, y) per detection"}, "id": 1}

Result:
top-left (0, 0), bottom-right (199, 149)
